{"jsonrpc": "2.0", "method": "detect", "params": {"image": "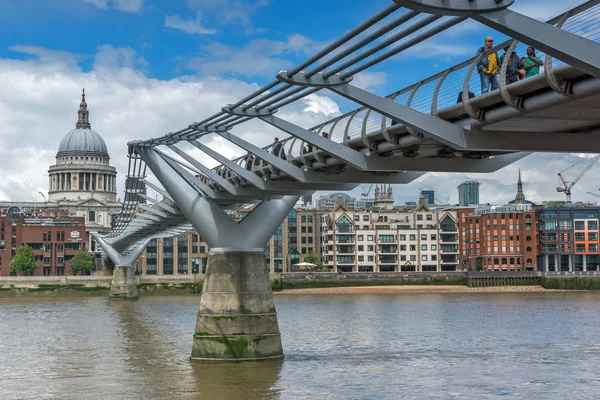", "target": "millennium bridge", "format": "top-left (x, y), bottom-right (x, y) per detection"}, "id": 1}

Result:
top-left (93, 0), bottom-right (600, 362)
